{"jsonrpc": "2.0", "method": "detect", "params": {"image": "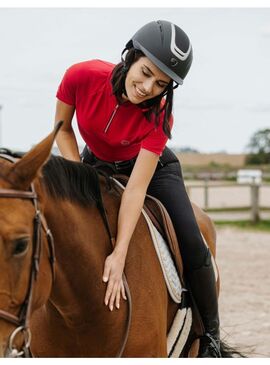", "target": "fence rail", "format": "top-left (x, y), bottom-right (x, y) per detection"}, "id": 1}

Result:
top-left (185, 181), bottom-right (270, 223)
